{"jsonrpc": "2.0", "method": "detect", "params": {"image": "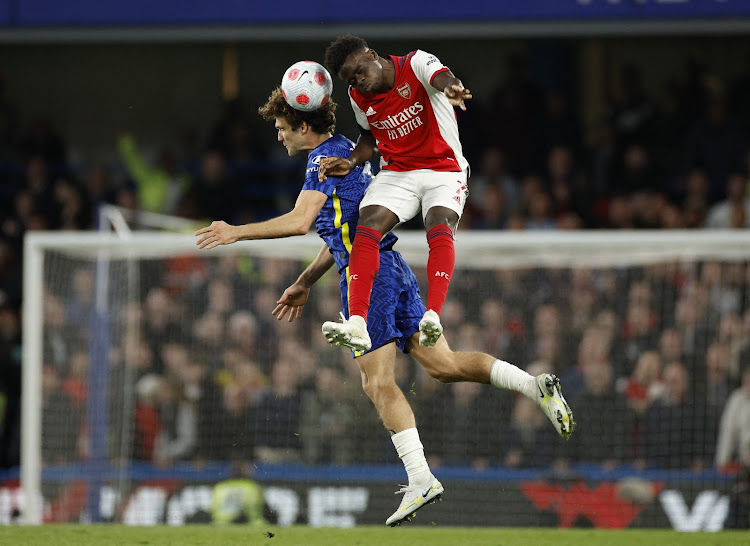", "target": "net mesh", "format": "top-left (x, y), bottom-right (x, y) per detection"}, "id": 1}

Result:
top-left (28, 230), bottom-right (750, 526)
